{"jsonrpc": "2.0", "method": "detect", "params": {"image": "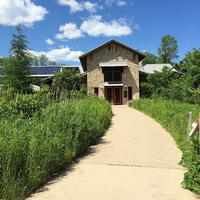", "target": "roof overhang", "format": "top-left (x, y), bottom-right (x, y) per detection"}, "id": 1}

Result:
top-left (104, 81), bottom-right (123, 86)
top-left (139, 64), bottom-right (183, 75)
top-left (99, 61), bottom-right (128, 67)
top-left (30, 74), bottom-right (54, 77)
